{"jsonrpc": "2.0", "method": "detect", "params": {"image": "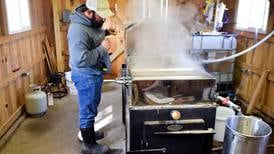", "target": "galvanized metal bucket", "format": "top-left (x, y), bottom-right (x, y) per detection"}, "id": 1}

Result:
top-left (223, 116), bottom-right (272, 154)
